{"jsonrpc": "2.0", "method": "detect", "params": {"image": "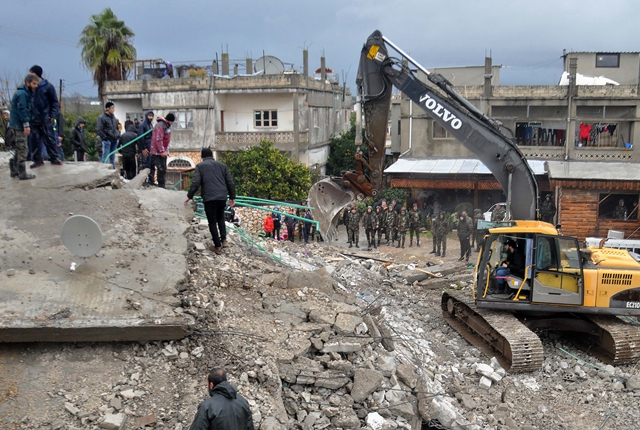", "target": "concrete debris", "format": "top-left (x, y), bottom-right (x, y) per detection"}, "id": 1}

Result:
top-left (2, 171), bottom-right (640, 430)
